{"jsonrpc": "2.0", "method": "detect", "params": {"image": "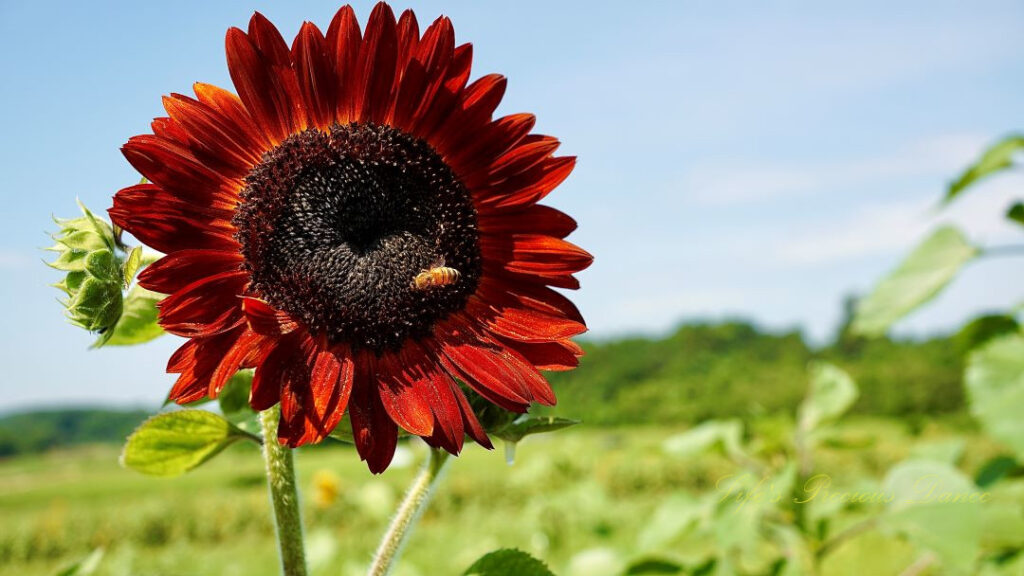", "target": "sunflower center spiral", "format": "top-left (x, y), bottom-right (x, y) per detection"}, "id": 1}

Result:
top-left (235, 123), bottom-right (481, 352)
